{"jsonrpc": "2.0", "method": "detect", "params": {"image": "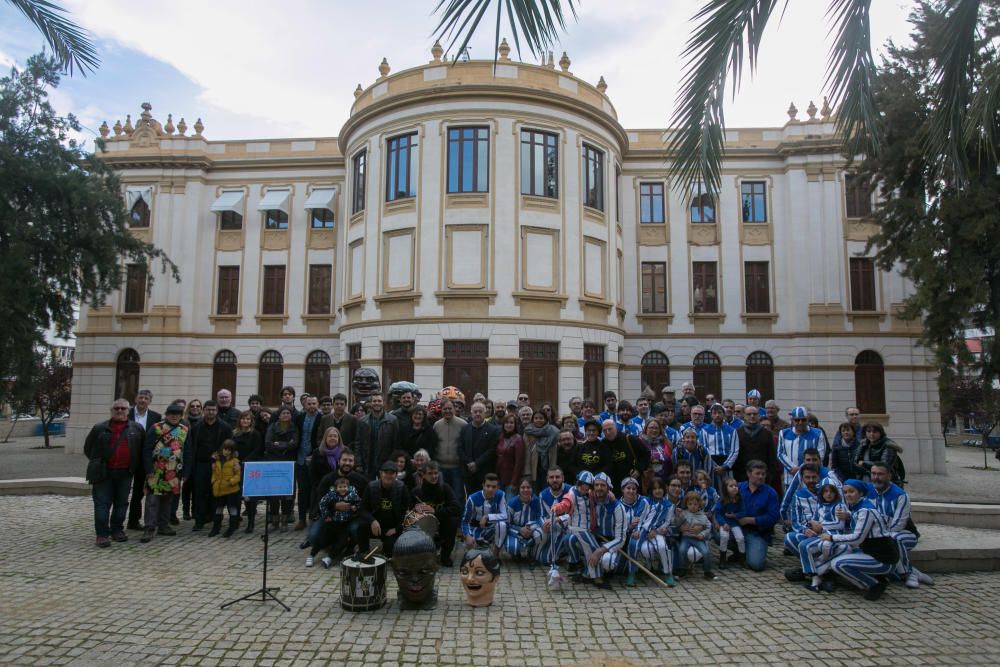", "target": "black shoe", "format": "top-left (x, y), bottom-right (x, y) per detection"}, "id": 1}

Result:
top-left (784, 567), bottom-right (806, 583)
top-left (864, 577), bottom-right (889, 601)
top-left (819, 580), bottom-right (836, 593)
top-left (299, 539), bottom-right (311, 550)
top-left (704, 571), bottom-right (717, 580)
top-left (192, 522), bottom-right (204, 532)
top-left (244, 515), bottom-right (255, 534)
top-left (158, 526), bottom-right (176, 536)
top-left (208, 517), bottom-right (223, 537)
top-left (183, 511), bottom-right (192, 521)
top-left (169, 516), bottom-right (180, 526)
top-left (593, 578), bottom-right (612, 590)
top-left (140, 528), bottom-right (155, 543)
top-left (223, 517), bottom-right (239, 538)
top-left (441, 555), bottom-right (454, 567)
top-left (126, 522), bottom-right (141, 531)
